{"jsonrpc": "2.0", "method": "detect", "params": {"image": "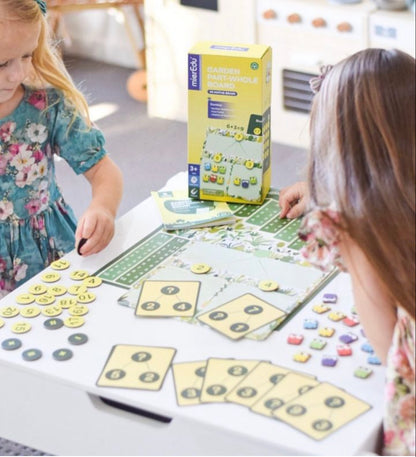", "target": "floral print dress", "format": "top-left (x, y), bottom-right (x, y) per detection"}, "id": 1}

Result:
top-left (0, 86), bottom-right (106, 298)
top-left (299, 208), bottom-right (416, 456)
